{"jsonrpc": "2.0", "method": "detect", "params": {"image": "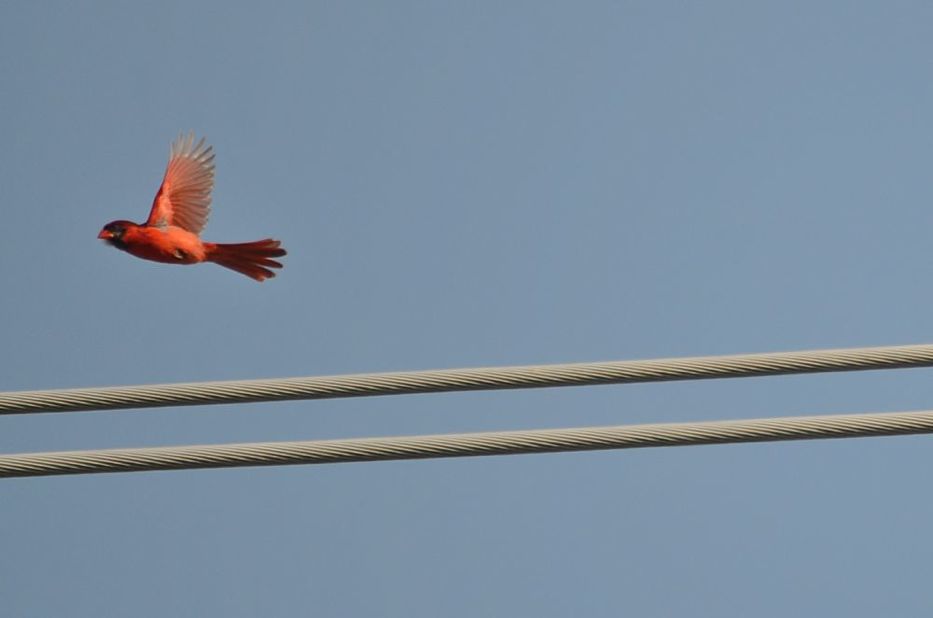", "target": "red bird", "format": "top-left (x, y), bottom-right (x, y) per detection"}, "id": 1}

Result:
top-left (98, 133), bottom-right (286, 281)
